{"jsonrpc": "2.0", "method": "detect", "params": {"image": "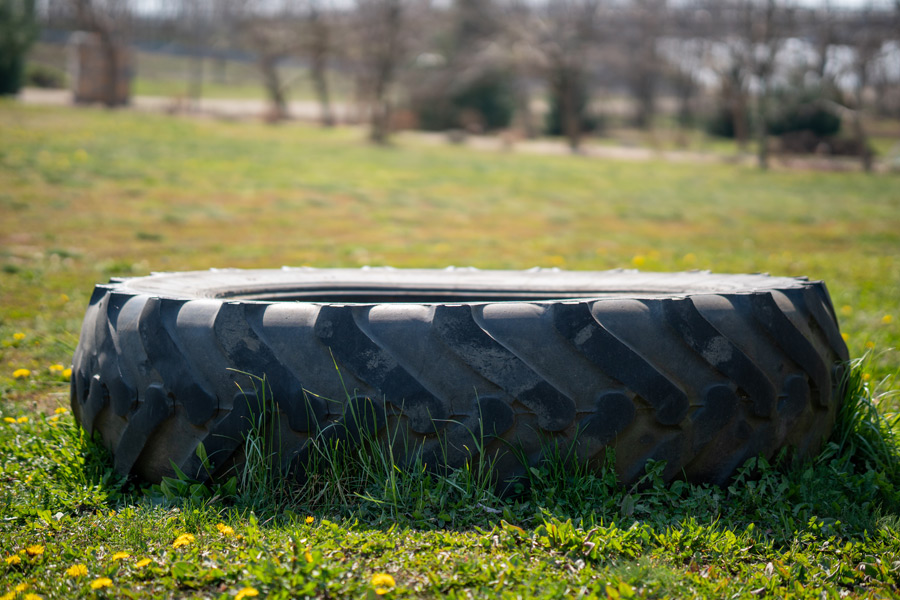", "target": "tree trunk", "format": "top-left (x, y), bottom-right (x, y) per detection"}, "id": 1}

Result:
top-left (188, 52), bottom-right (204, 109)
top-left (259, 56), bottom-right (287, 120)
top-left (370, 100), bottom-right (390, 144)
top-left (854, 85), bottom-right (873, 173)
top-left (369, 69), bottom-right (391, 144)
top-left (557, 72), bottom-right (581, 153)
top-left (755, 81), bottom-right (769, 170)
top-left (514, 82), bottom-right (535, 139)
top-left (636, 93), bottom-right (654, 130)
top-left (732, 92), bottom-right (748, 151)
top-left (366, 1), bottom-right (401, 145)
top-left (310, 49), bottom-right (334, 127)
top-left (676, 80), bottom-right (693, 128)
top-left (632, 70), bottom-right (654, 130)
top-left (309, 12), bottom-right (335, 127)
